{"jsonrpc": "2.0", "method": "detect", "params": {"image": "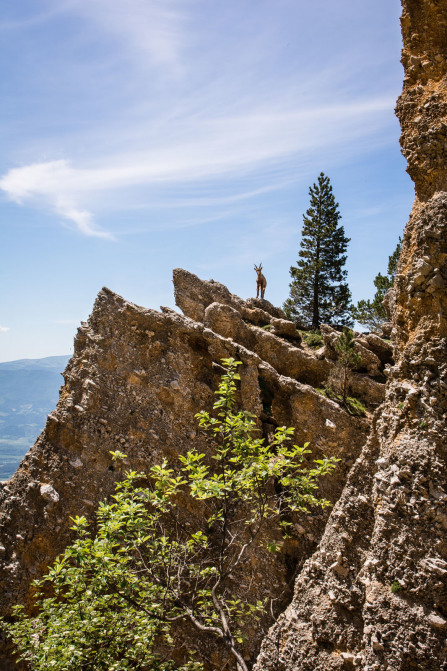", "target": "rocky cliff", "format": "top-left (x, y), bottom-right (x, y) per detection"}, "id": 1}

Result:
top-left (0, 272), bottom-right (381, 669)
top-left (1, 2), bottom-right (446, 669)
top-left (255, 1), bottom-right (447, 669)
